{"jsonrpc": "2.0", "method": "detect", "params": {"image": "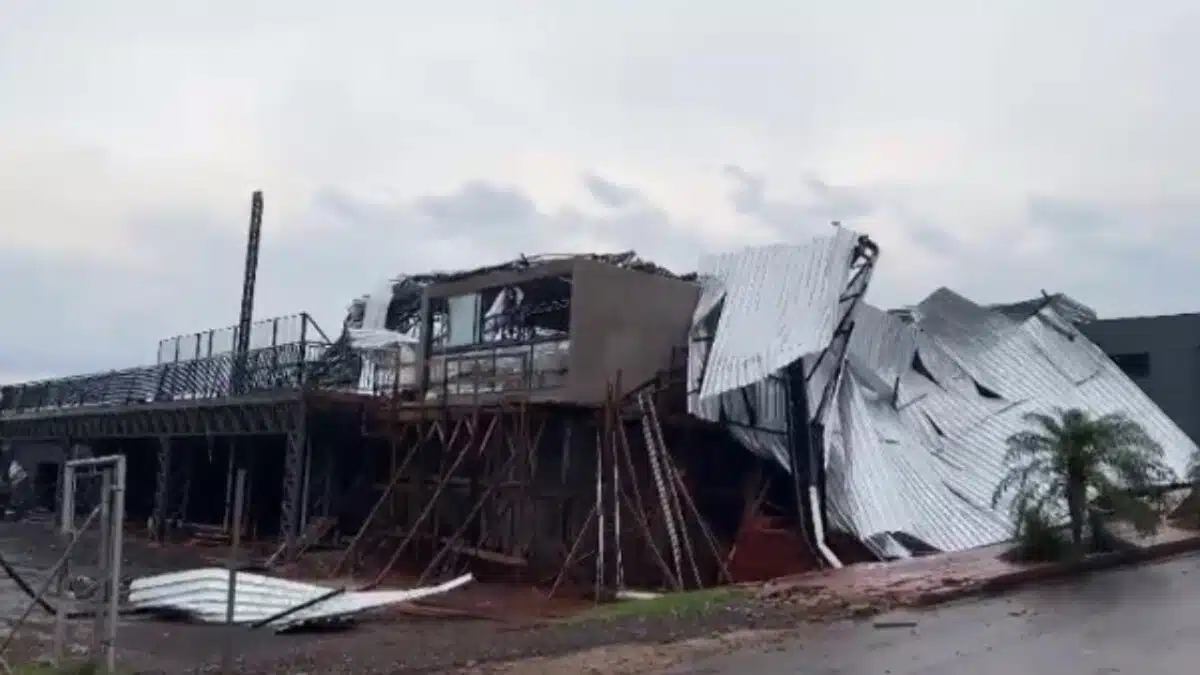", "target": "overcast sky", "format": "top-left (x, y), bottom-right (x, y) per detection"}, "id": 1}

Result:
top-left (2, 1), bottom-right (1198, 383)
